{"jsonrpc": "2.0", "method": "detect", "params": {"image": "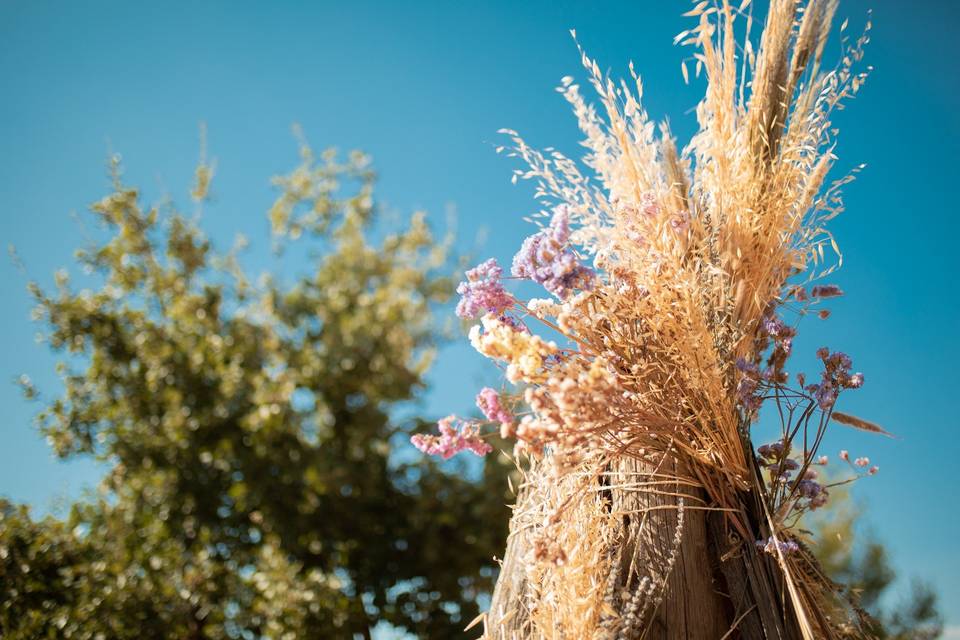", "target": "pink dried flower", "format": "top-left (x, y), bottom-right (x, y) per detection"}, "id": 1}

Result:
top-left (670, 210), bottom-right (691, 234)
top-left (868, 465), bottom-right (879, 475)
top-left (816, 455), bottom-right (829, 465)
top-left (854, 456), bottom-right (870, 467)
top-left (818, 309), bottom-right (831, 319)
top-left (476, 387), bottom-right (513, 425)
top-left (839, 450), bottom-right (850, 461)
top-left (640, 192), bottom-right (659, 217)
top-left (411, 415), bottom-right (492, 459)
